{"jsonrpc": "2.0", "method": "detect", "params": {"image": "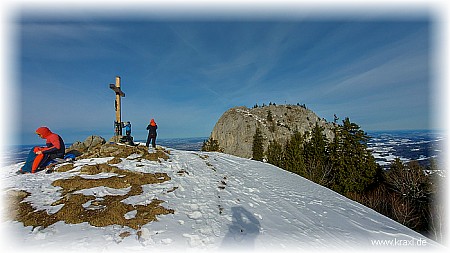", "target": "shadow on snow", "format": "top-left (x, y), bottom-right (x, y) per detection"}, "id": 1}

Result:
top-left (221, 206), bottom-right (261, 250)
